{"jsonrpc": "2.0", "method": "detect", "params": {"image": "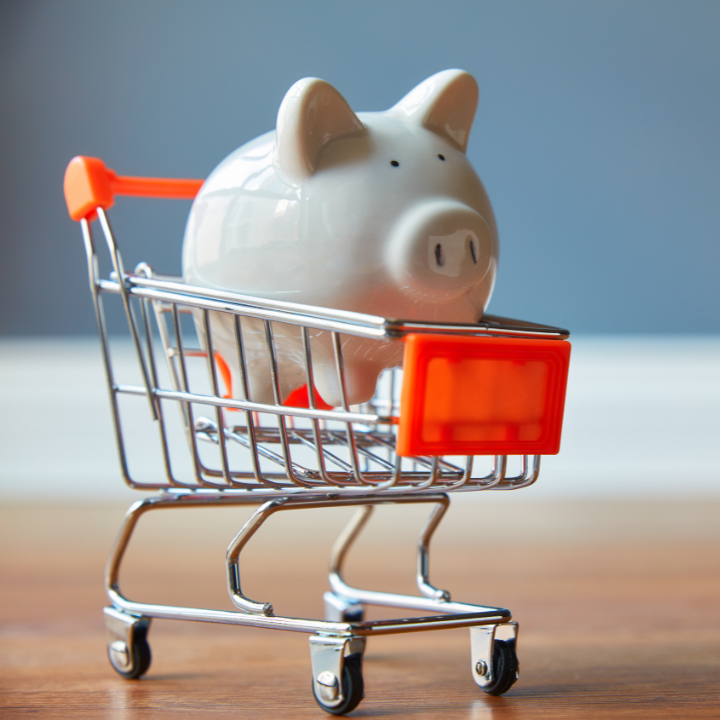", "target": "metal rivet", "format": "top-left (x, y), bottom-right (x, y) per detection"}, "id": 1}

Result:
top-left (475, 660), bottom-right (488, 677)
top-left (110, 640), bottom-right (129, 668)
top-left (317, 670), bottom-right (339, 701)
